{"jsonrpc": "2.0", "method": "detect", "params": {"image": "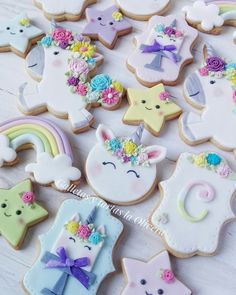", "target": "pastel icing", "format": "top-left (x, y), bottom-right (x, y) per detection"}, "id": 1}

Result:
top-left (123, 84), bottom-right (182, 136)
top-left (127, 15), bottom-right (198, 86)
top-left (116, 0), bottom-right (170, 20)
top-left (122, 251), bottom-right (191, 295)
top-left (82, 6), bottom-right (132, 48)
top-left (182, 0), bottom-right (236, 32)
top-left (0, 179), bottom-right (48, 248)
top-left (0, 116), bottom-right (81, 191)
top-left (19, 23), bottom-right (124, 133)
top-left (179, 43), bottom-right (236, 151)
top-left (150, 152), bottom-right (236, 257)
top-left (23, 198), bottom-right (123, 294)
top-left (0, 13), bottom-right (43, 56)
top-left (86, 124), bottom-right (166, 205)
